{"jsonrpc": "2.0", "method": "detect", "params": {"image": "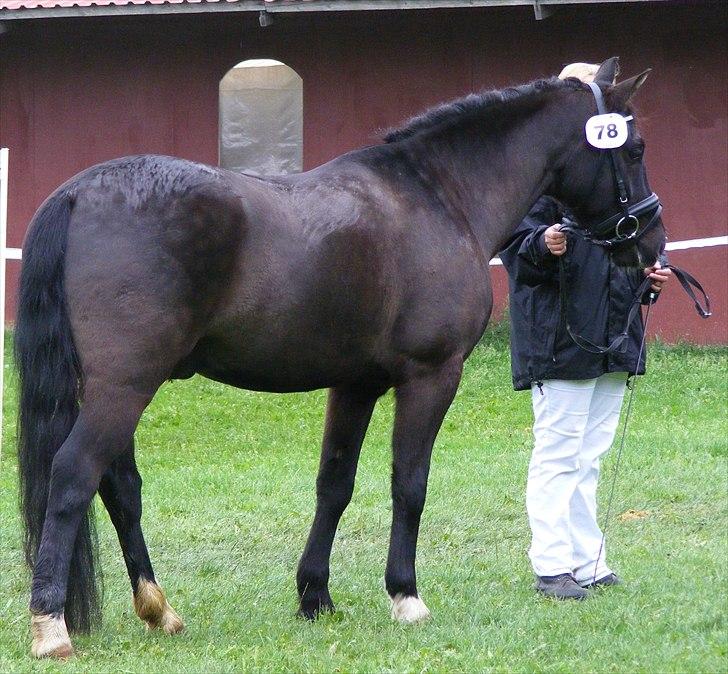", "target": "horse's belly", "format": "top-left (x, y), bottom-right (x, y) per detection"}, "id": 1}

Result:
top-left (195, 367), bottom-right (338, 393)
top-left (194, 361), bottom-right (388, 393)
top-left (188, 332), bottom-right (389, 393)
